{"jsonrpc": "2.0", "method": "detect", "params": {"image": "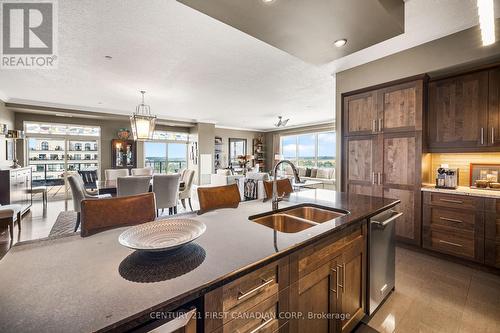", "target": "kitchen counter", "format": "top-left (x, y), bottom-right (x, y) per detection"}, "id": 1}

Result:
top-left (0, 189), bottom-right (398, 333)
top-left (422, 184), bottom-right (500, 198)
